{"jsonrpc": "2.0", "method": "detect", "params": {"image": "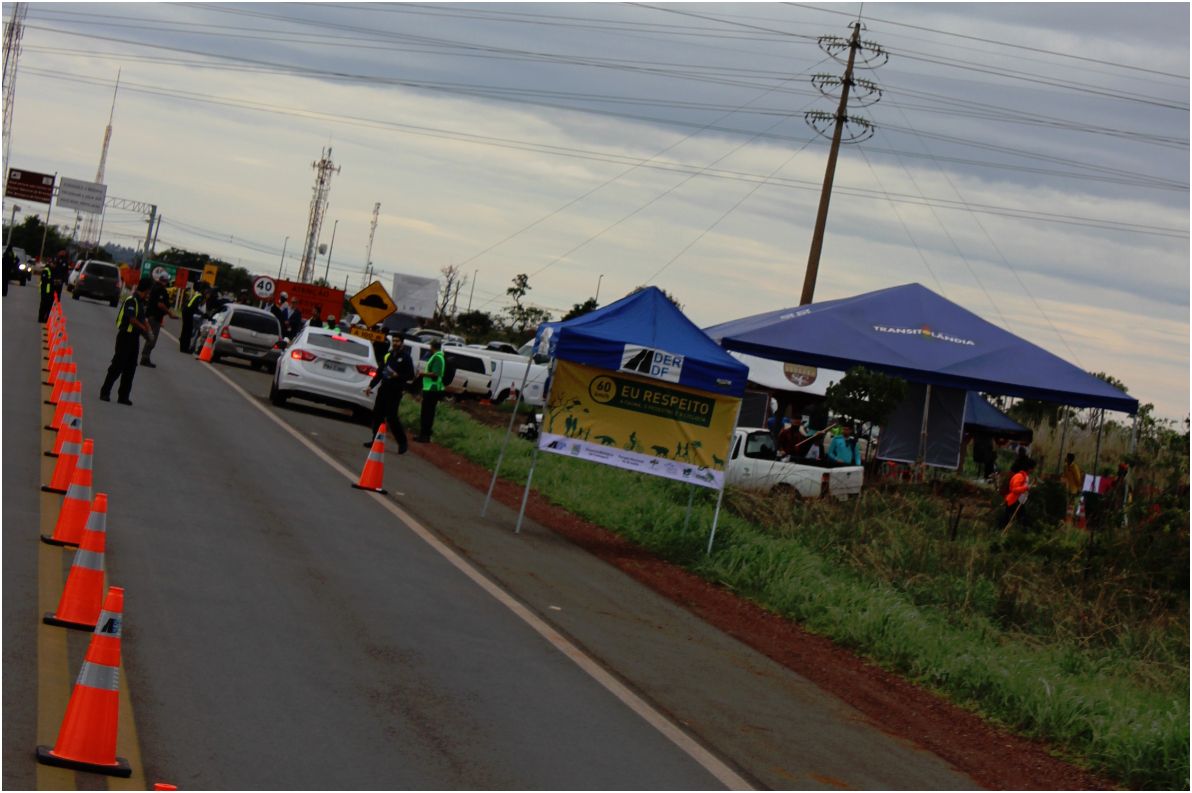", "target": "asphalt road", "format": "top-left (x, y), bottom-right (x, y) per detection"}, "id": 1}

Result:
top-left (3, 284), bottom-right (979, 790)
